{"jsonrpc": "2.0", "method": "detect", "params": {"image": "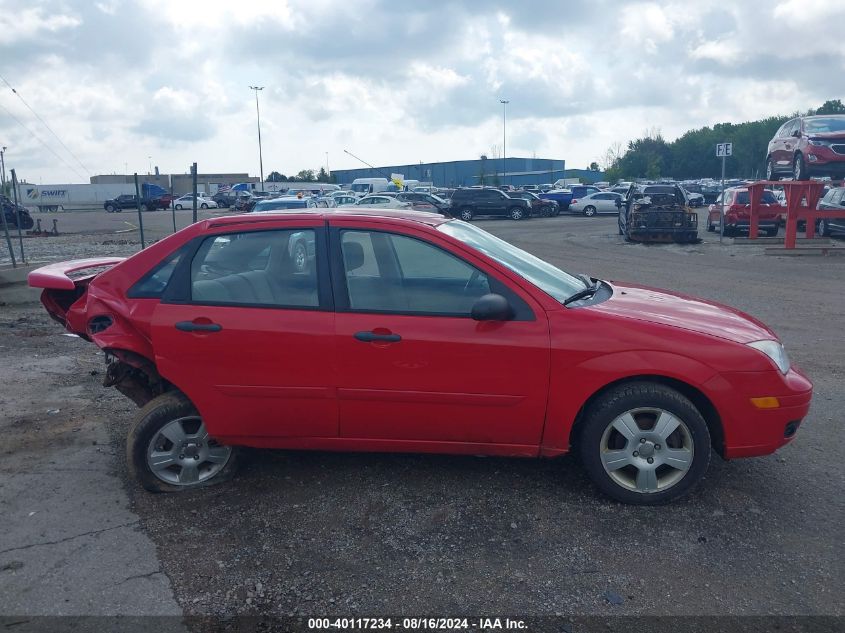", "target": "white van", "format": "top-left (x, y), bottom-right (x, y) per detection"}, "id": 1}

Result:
top-left (351, 178), bottom-right (390, 197)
